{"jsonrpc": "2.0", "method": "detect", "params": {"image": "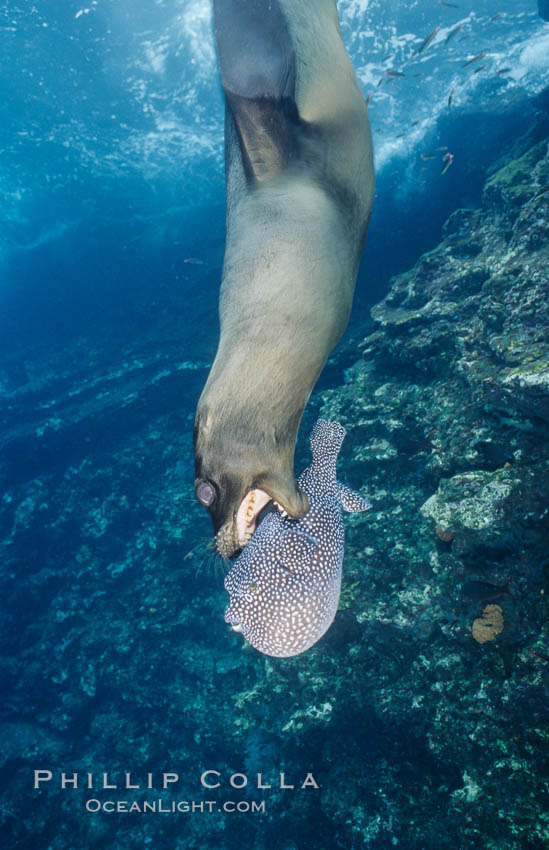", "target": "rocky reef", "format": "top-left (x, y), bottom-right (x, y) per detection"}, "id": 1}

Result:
top-left (310, 133), bottom-right (549, 847)
top-left (0, 137), bottom-right (548, 848)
